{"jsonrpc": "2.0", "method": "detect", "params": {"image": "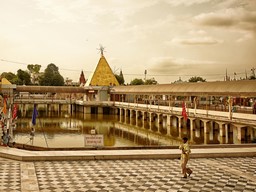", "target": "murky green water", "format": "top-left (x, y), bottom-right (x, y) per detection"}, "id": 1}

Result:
top-left (13, 104), bottom-right (247, 148)
top-left (14, 111), bottom-right (182, 148)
